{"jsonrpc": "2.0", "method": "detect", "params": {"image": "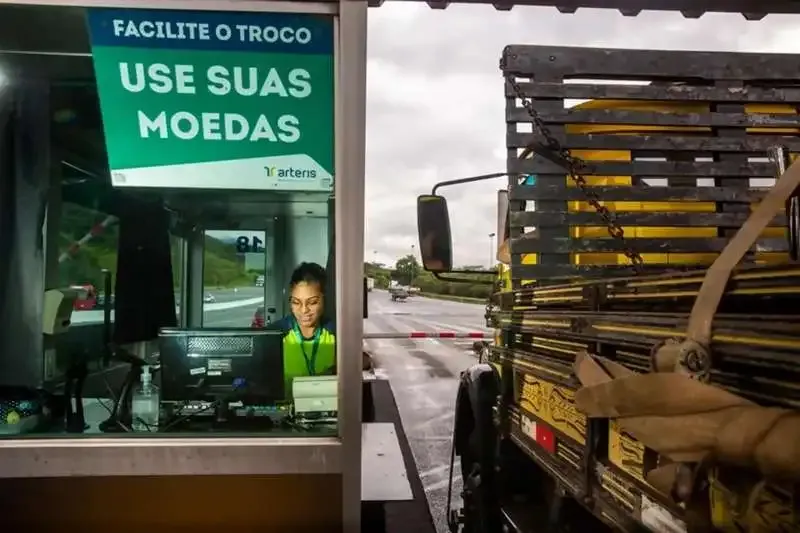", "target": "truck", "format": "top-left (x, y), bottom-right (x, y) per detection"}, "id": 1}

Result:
top-left (389, 286), bottom-right (410, 302)
top-left (367, 277), bottom-right (375, 292)
top-left (417, 43), bottom-right (800, 533)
